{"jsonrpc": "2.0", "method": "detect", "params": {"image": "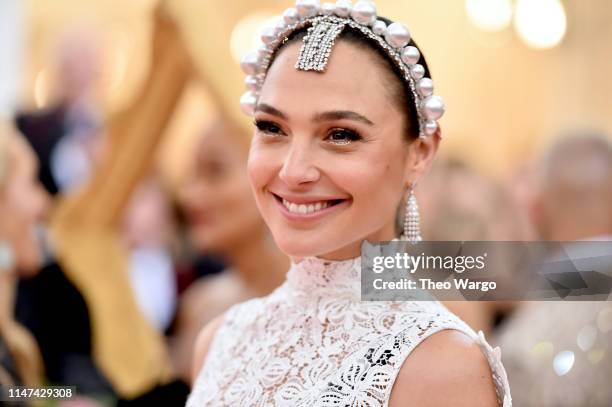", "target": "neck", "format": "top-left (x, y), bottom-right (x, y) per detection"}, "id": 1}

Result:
top-left (223, 229), bottom-right (289, 296)
top-left (319, 222), bottom-right (398, 260)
